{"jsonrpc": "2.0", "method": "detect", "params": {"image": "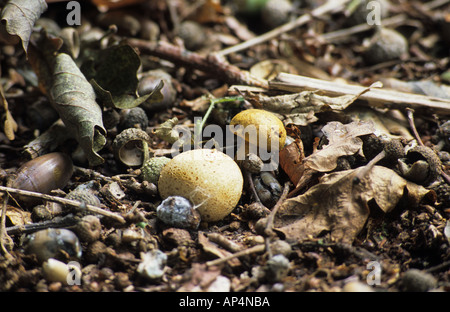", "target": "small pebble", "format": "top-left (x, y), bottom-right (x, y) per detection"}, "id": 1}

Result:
top-left (264, 254), bottom-right (290, 283)
top-left (343, 281), bottom-right (375, 292)
top-left (156, 196), bottom-right (201, 229)
top-left (399, 269), bottom-right (437, 292)
top-left (137, 249), bottom-right (167, 281)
